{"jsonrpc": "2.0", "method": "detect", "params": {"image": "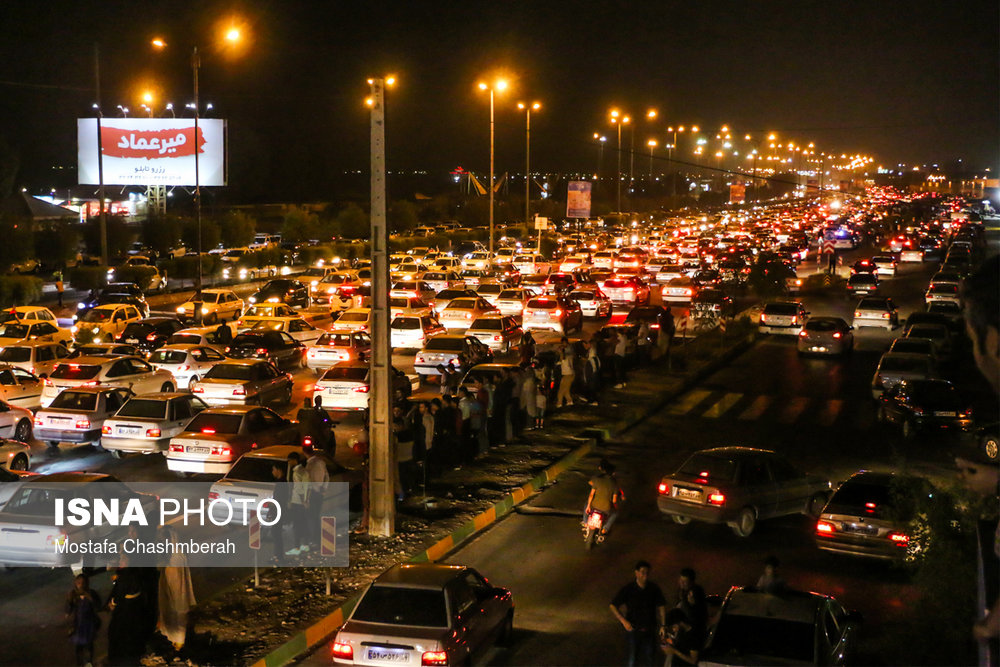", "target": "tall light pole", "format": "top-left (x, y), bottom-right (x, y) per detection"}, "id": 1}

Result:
top-left (609, 109), bottom-right (630, 213)
top-left (647, 139), bottom-right (657, 189)
top-left (366, 75), bottom-right (397, 537)
top-left (517, 101), bottom-right (541, 229)
top-left (93, 44), bottom-right (108, 267)
top-left (478, 78), bottom-right (508, 261)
